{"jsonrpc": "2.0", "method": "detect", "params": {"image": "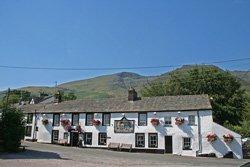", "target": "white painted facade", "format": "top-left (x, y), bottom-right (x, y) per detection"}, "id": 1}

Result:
top-left (24, 110), bottom-right (243, 159)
